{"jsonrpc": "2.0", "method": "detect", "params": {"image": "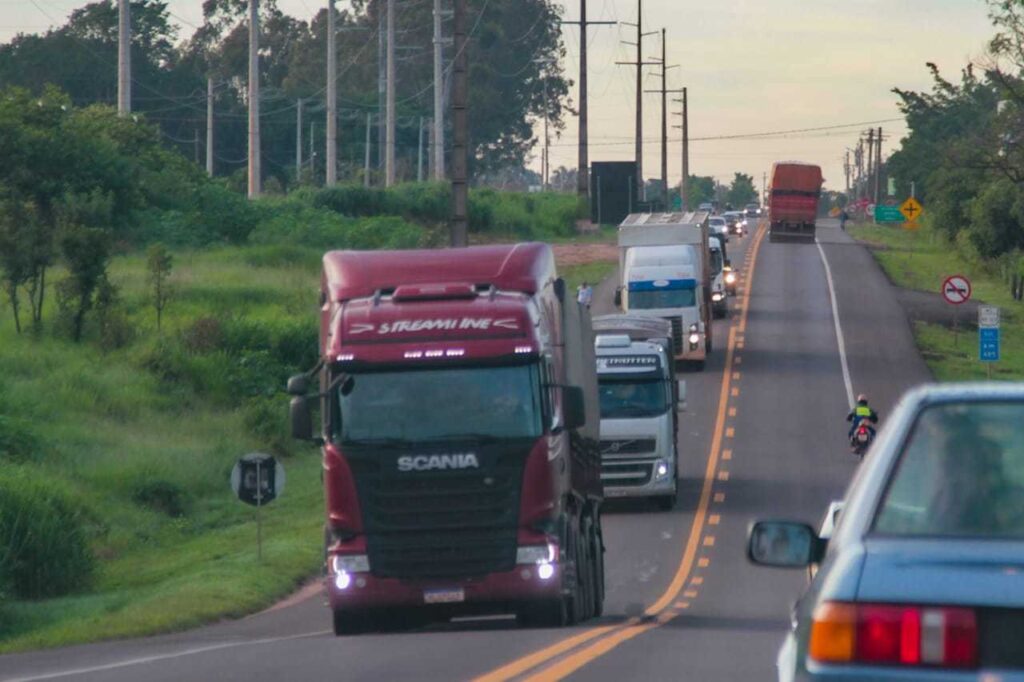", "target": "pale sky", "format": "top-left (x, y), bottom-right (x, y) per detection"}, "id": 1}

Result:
top-left (2, 0), bottom-right (996, 191)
